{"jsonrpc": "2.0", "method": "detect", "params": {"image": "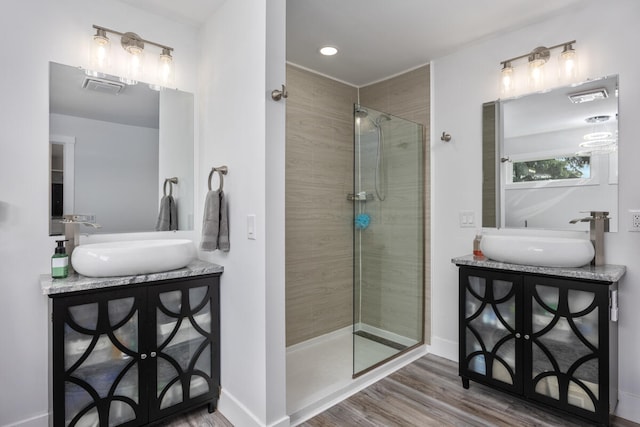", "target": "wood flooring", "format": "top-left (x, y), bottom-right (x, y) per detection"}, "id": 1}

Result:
top-left (163, 354), bottom-right (639, 427)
